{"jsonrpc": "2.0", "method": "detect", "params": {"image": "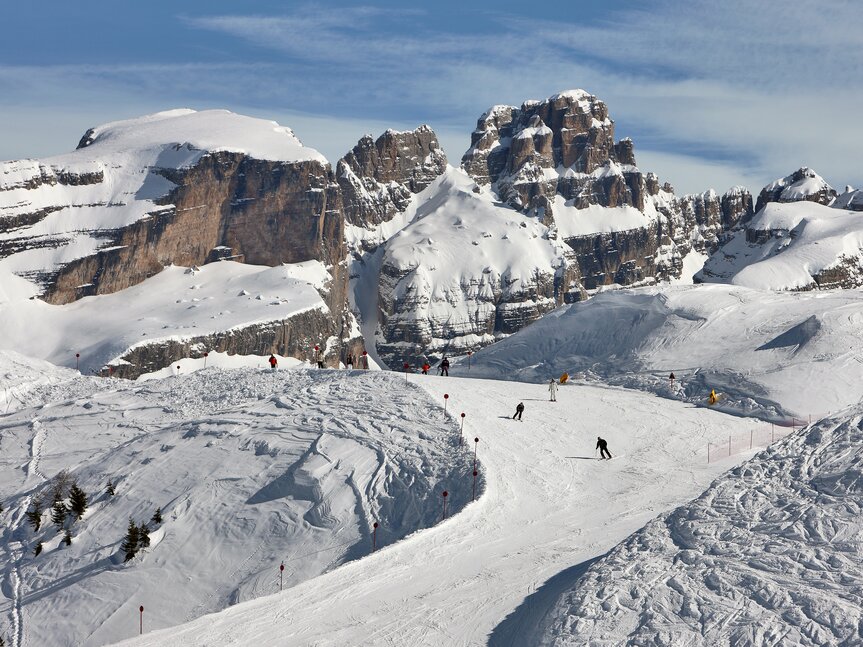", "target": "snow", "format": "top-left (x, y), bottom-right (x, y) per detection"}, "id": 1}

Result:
top-left (553, 195), bottom-right (654, 238)
top-left (698, 201), bottom-right (863, 290)
top-left (0, 260), bottom-right (329, 374)
top-left (91, 369), bottom-right (759, 647)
